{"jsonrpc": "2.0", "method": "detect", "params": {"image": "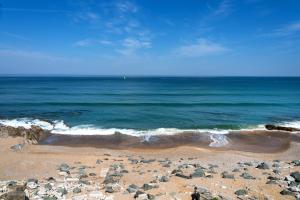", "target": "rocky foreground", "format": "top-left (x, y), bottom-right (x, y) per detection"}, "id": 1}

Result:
top-left (1, 149), bottom-right (300, 200)
top-left (0, 125), bottom-right (300, 199)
